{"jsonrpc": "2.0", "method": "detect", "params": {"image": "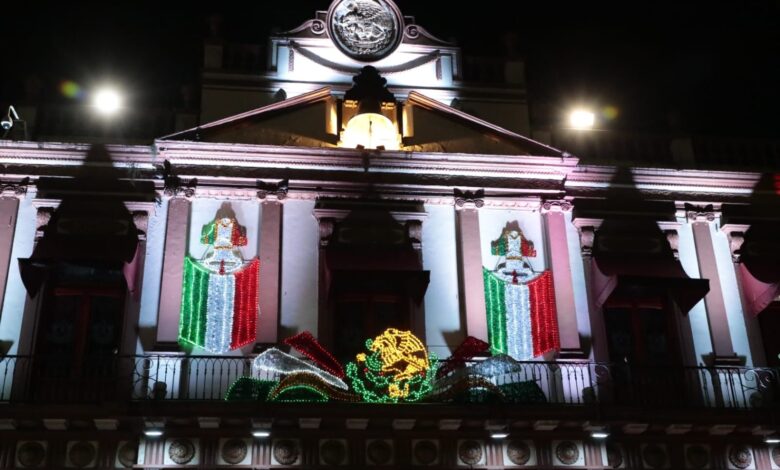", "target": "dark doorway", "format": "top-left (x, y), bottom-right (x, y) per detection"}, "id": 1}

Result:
top-left (759, 303), bottom-right (780, 367)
